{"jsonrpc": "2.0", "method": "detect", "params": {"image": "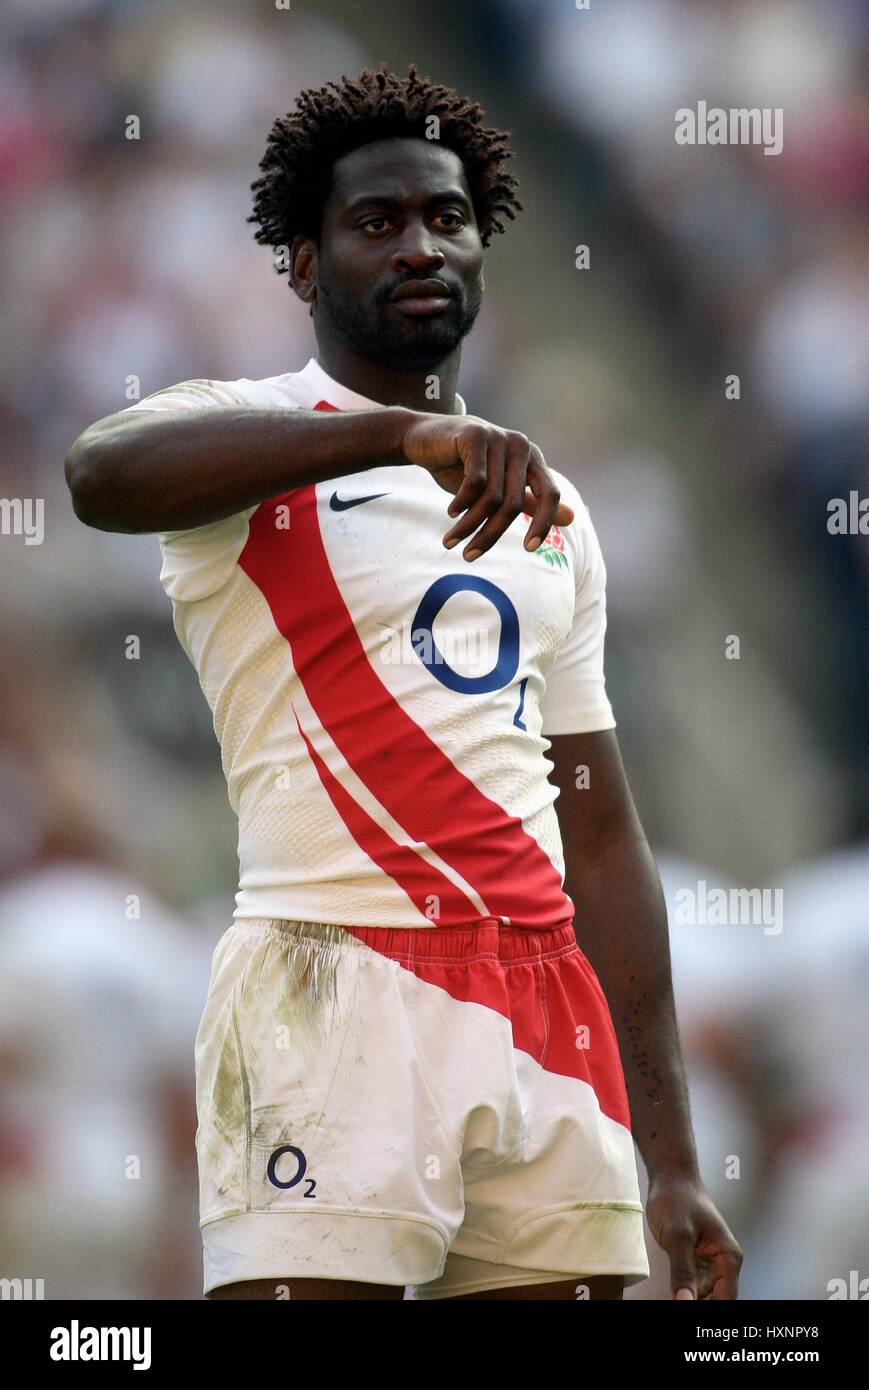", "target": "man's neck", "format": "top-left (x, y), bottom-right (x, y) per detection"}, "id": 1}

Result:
top-left (314, 340), bottom-right (462, 415)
